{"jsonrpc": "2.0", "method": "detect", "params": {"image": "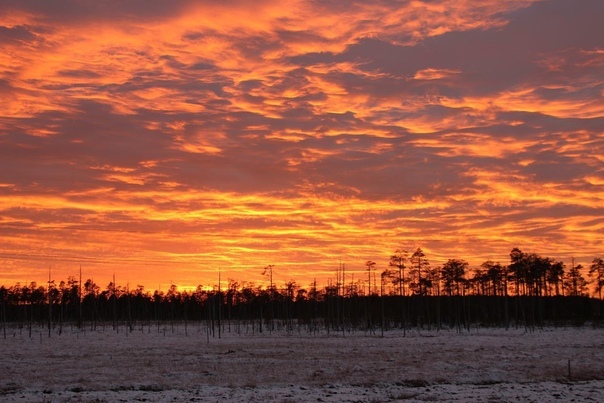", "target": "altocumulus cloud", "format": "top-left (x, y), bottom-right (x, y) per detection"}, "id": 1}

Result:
top-left (0, 0), bottom-right (602, 289)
